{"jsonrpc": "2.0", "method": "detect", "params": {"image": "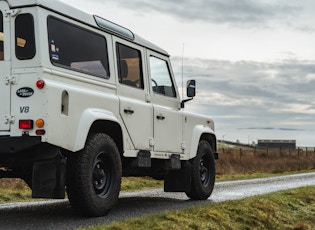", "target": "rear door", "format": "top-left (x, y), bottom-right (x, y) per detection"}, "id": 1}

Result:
top-left (115, 38), bottom-right (153, 151)
top-left (0, 2), bottom-right (11, 131)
